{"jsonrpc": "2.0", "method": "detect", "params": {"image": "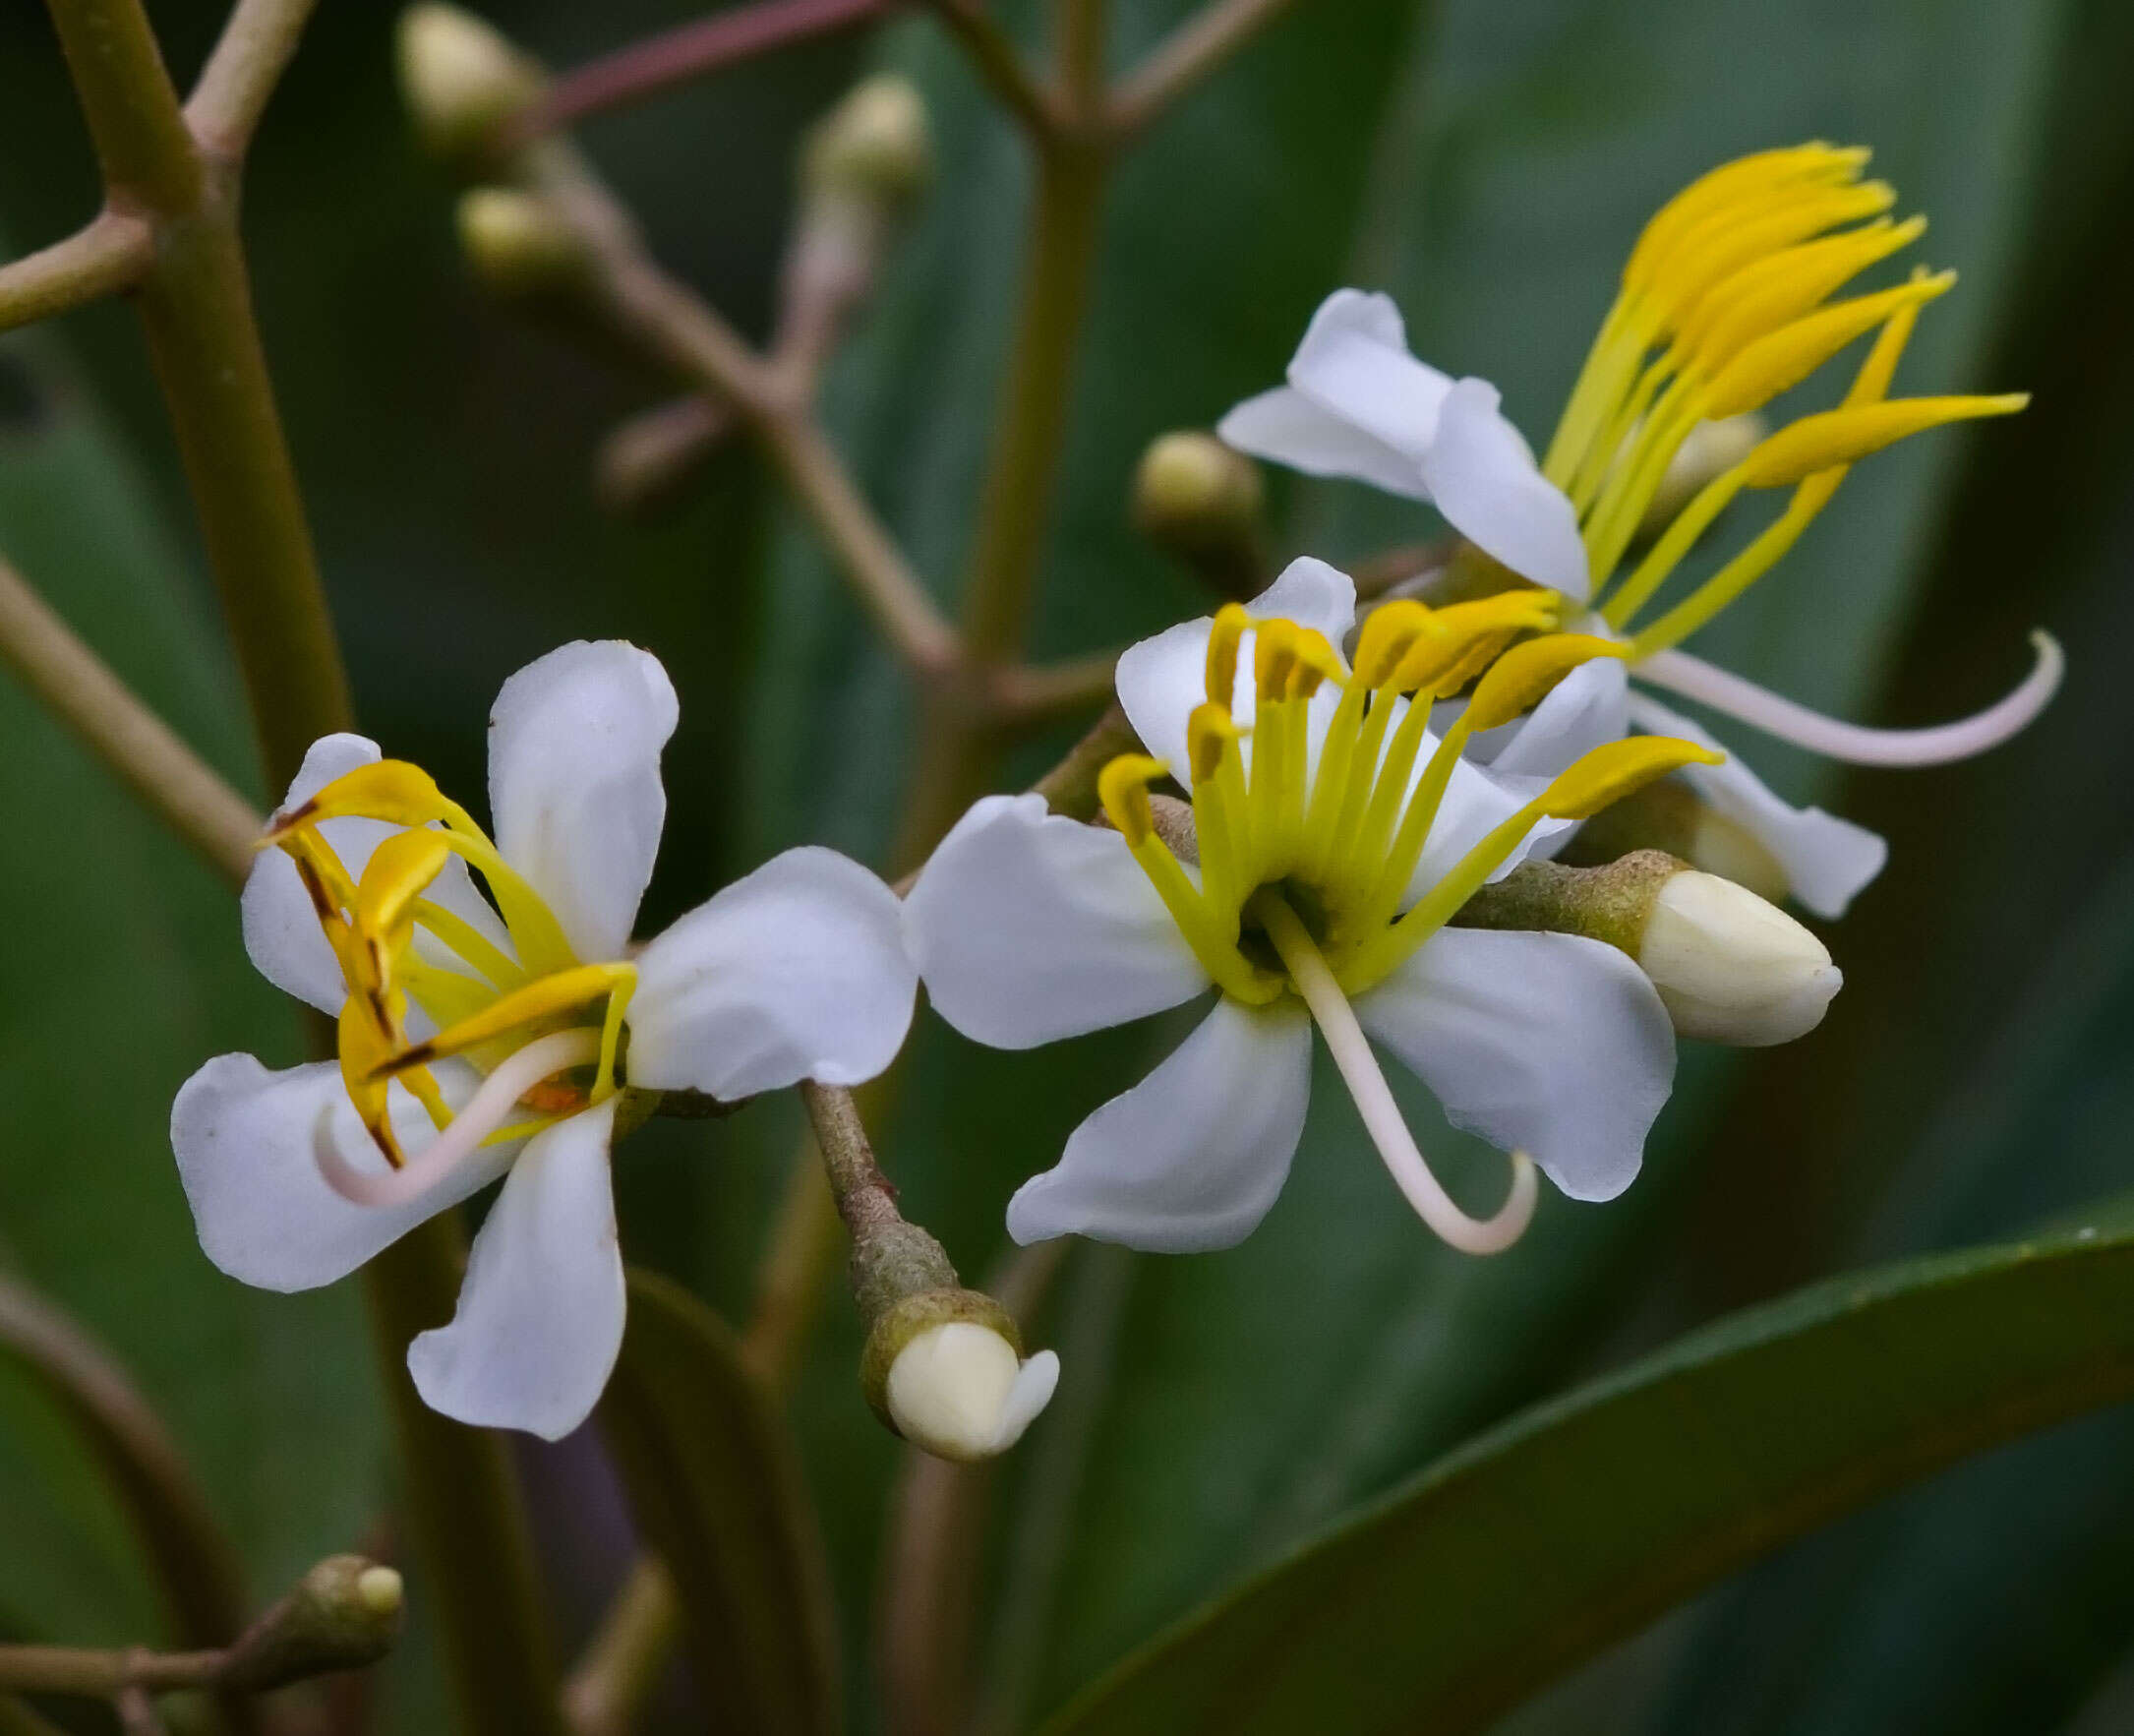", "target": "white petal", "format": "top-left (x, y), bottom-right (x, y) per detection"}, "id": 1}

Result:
top-left (1217, 386), bottom-right (1433, 500)
top-left (170, 1054), bottom-right (511, 1292)
top-left (242, 734), bottom-right (379, 1013)
top-left (1284, 289), bottom-right (1454, 461)
top-left (1418, 379), bottom-right (1590, 601)
top-left (1356, 928), bottom-right (1675, 1202)
top-left (242, 734), bottom-right (515, 1015)
top-left (1475, 655), bottom-right (1632, 779)
top-left (407, 1100), bottom-right (623, 1441)
top-left (489, 641), bottom-right (677, 962)
top-left (905, 795), bottom-right (1206, 1048)
top-left (1114, 557), bottom-right (1358, 773)
top-left (1627, 693), bottom-right (1887, 919)
top-left (627, 847), bottom-right (918, 1099)
top-left (1006, 997), bottom-right (1311, 1251)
